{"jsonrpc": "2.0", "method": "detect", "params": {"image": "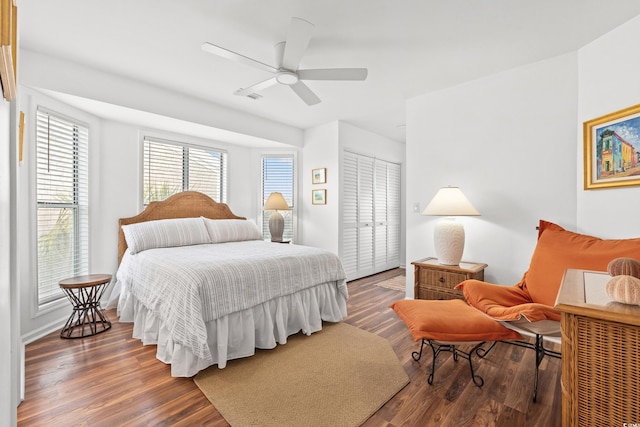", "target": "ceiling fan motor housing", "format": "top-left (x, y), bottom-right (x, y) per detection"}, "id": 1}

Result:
top-left (276, 70), bottom-right (299, 85)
